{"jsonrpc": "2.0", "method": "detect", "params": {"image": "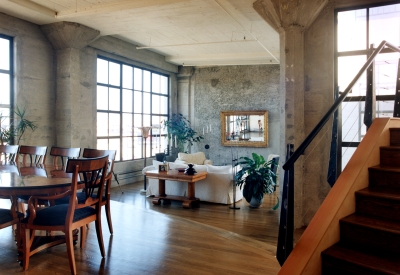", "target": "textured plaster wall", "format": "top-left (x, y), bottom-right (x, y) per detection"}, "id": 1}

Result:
top-left (186, 65), bottom-right (281, 166)
top-left (0, 13), bottom-right (56, 147)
